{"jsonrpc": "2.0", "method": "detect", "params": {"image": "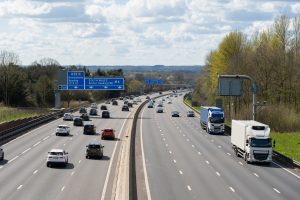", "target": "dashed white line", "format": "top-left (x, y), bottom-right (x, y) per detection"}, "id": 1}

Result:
top-left (186, 139), bottom-right (190, 142)
top-left (227, 153), bottom-right (231, 156)
top-left (22, 148), bottom-right (31, 154)
top-left (160, 130), bottom-right (162, 132)
top-left (238, 161), bottom-right (243, 166)
top-left (0, 166), bottom-right (3, 169)
top-left (218, 145), bottom-right (222, 148)
top-left (165, 144), bottom-right (169, 147)
top-left (8, 156), bottom-right (19, 163)
top-left (183, 134), bottom-right (186, 137)
top-left (253, 173), bottom-right (259, 178)
top-left (173, 159), bottom-right (177, 163)
top-left (17, 185), bottom-right (23, 190)
top-left (162, 138), bottom-right (166, 141)
top-left (206, 160), bottom-right (210, 164)
top-left (169, 151), bottom-right (172, 154)
top-left (33, 141), bottom-right (41, 147)
top-left (179, 170), bottom-right (183, 175)
top-left (192, 145), bottom-right (195, 148)
top-left (187, 185), bottom-right (192, 191)
top-left (216, 172), bottom-right (221, 176)
top-left (198, 151), bottom-right (201, 155)
top-left (63, 143), bottom-right (66, 146)
top-left (273, 188), bottom-right (280, 194)
top-left (61, 186), bottom-right (65, 191)
top-left (229, 187), bottom-right (235, 192)
top-left (43, 136), bottom-right (50, 141)
top-left (161, 133), bottom-right (164, 136)
top-left (33, 170), bottom-right (38, 175)
top-left (78, 160), bottom-right (82, 163)
top-left (71, 171), bottom-right (75, 176)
